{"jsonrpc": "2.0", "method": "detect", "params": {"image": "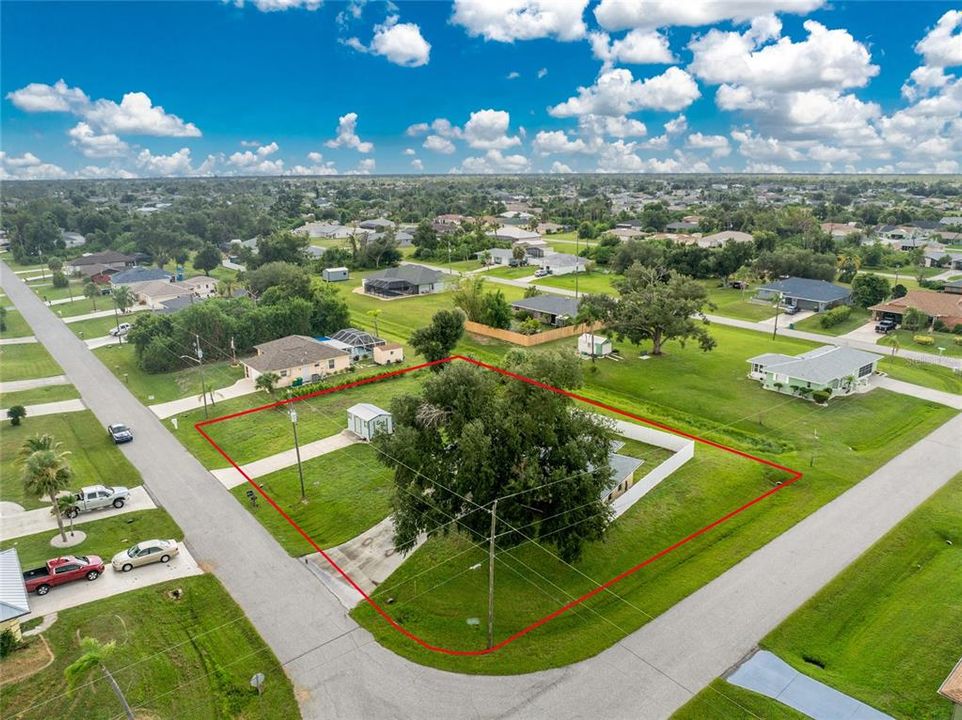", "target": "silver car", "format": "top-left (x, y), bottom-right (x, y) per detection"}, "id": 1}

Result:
top-left (111, 539), bottom-right (179, 572)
